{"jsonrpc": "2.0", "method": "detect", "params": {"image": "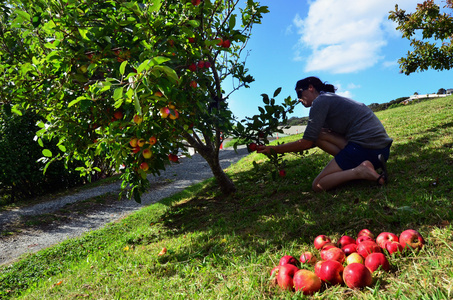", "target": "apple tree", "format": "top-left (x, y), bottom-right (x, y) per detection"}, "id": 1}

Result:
top-left (1, 0), bottom-right (290, 202)
top-left (389, 0), bottom-right (453, 75)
